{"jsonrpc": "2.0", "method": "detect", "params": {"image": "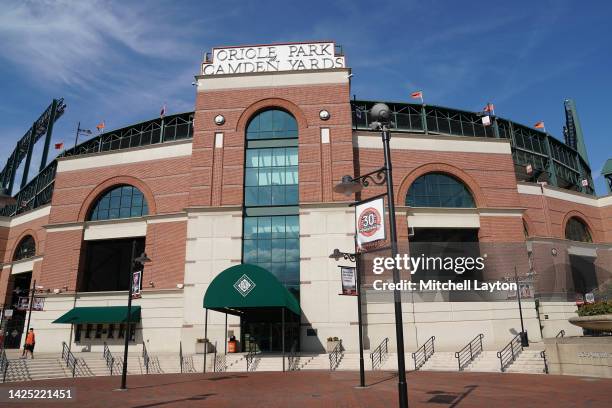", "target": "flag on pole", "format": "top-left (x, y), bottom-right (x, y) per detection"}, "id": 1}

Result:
top-left (96, 121), bottom-right (105, 131)
top-left (534, 121), bottom-right (545, 130)
top-left (160, 104), bottom-right (167, 118)
top-left (483, 103), bottom-right (495, 113)
top-left (54, 142), bottom-right (64, 150)
top-left (411, 91), bottom-right (424, 103)
top-left (355, 107), bottom-right (362, 119)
